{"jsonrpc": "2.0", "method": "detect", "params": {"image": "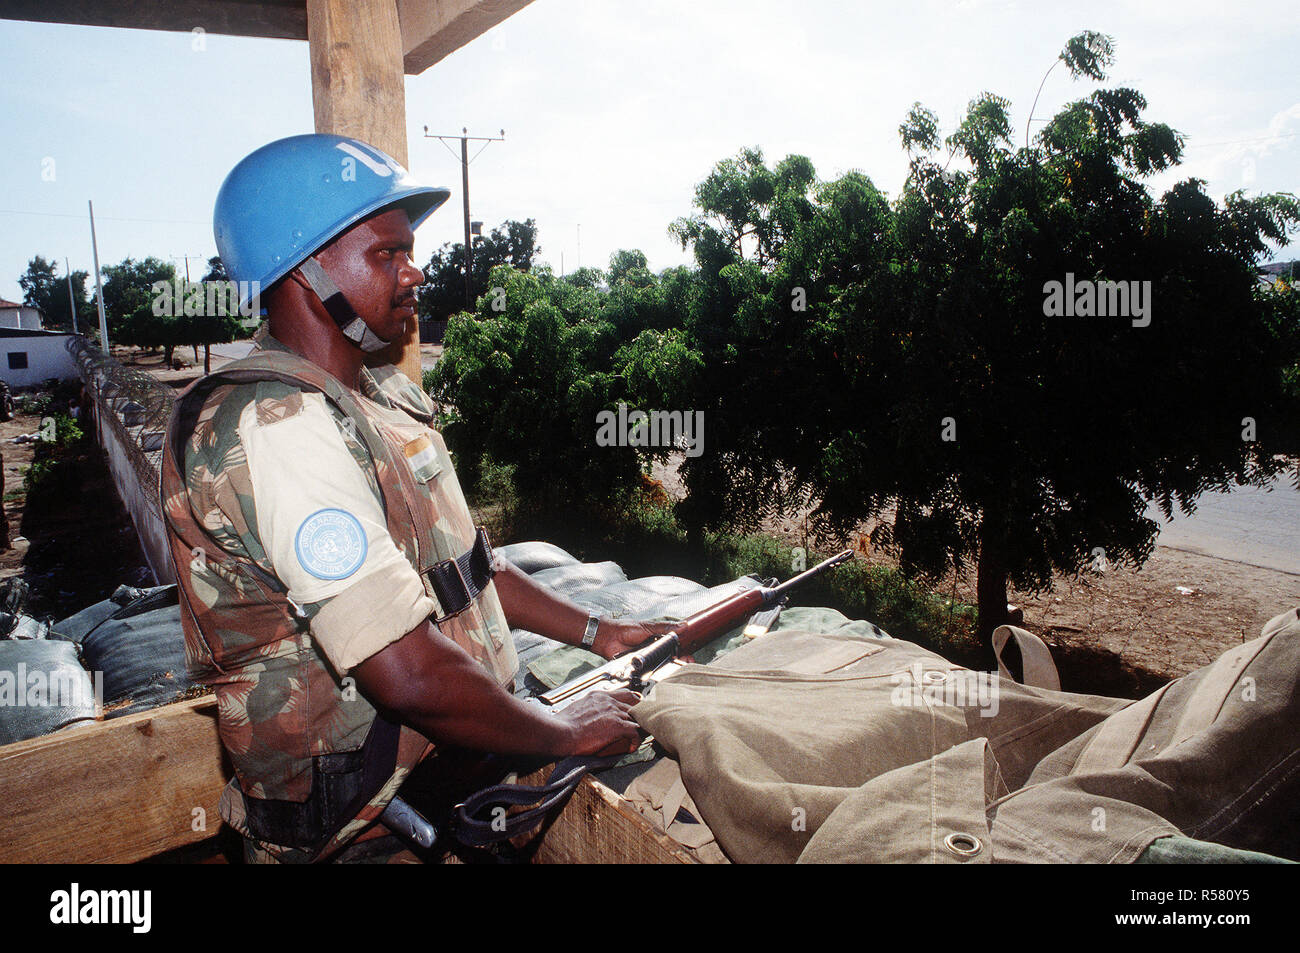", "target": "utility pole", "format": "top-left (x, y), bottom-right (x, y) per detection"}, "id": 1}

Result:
top-left (64, 257), bottom-right (78, 335)
top-left (89, 200), bottom-right (109, 351)
top-left (171, 254), bottom-right (204, 284)
top-left (423, 126), bottom-right (505, 310)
